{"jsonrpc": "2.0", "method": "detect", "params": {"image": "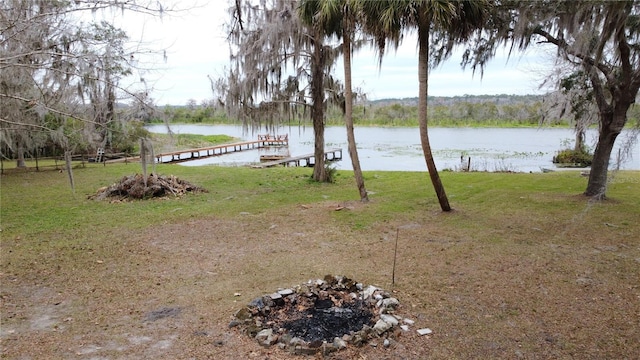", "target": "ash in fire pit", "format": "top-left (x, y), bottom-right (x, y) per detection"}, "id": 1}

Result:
top-left (230, 275), bottom-right (411, 355)
top-left (275, 298), bottom-right (373, 343)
